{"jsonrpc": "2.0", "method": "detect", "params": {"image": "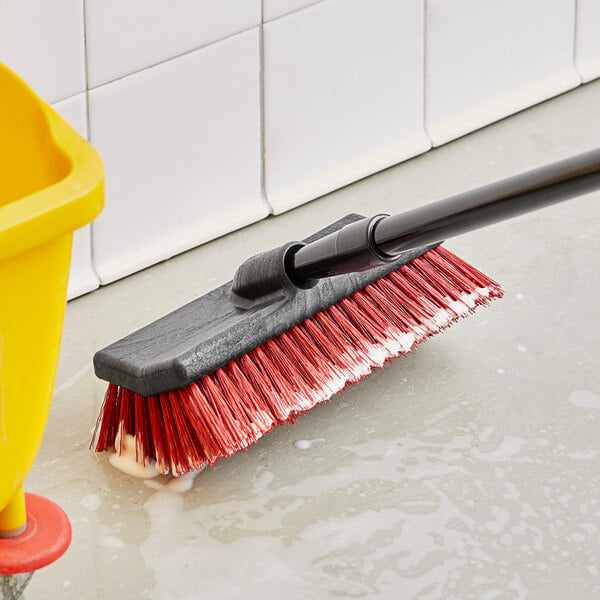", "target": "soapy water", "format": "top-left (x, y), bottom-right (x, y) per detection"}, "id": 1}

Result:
top-left (103, 390), bottom-right (600, 598)
top-left (133, 403), bottom-right (600, 599)
top-left (144, 467), bottom-right (206, 493)
top-left (569, 390), bottom-right (600, 410)
top-left (294, 438), bottom-right (325, 450)
top-left (80, 494), bottom-right (103, 511)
